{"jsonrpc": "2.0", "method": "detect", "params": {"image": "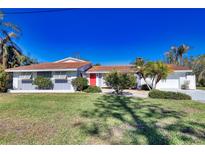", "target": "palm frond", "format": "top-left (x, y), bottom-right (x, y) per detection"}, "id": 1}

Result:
top-left (2, 22), bottom-right (21, 33)
top-left (0, 11), bottom-right (4, 20)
